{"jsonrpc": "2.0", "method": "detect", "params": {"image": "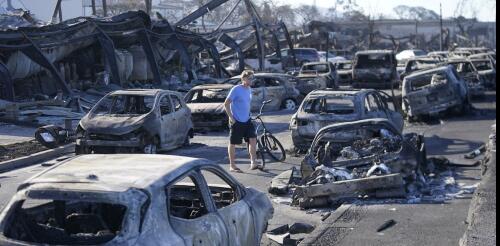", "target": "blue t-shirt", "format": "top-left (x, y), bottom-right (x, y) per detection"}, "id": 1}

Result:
top-left (227, 85), bottom-right (252, 122)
